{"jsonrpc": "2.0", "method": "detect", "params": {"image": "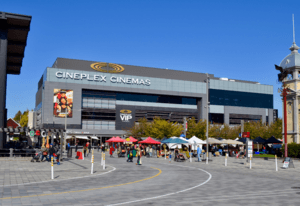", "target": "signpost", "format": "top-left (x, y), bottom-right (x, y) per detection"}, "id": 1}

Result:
top-left (283, 157), bottom-right (295, 169)
top-left (246, 139), bottom-right (253, 168)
